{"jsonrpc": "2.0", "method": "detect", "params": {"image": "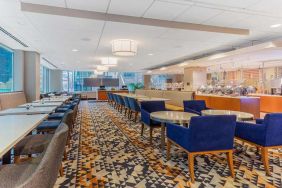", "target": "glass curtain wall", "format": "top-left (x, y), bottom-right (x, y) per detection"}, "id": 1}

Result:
top-left (62, 71), bottom-right (143, 92)
top-left (0, 44), bottom-right (13, 92)
top-left (40, 65), bottom-right (50, 93)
